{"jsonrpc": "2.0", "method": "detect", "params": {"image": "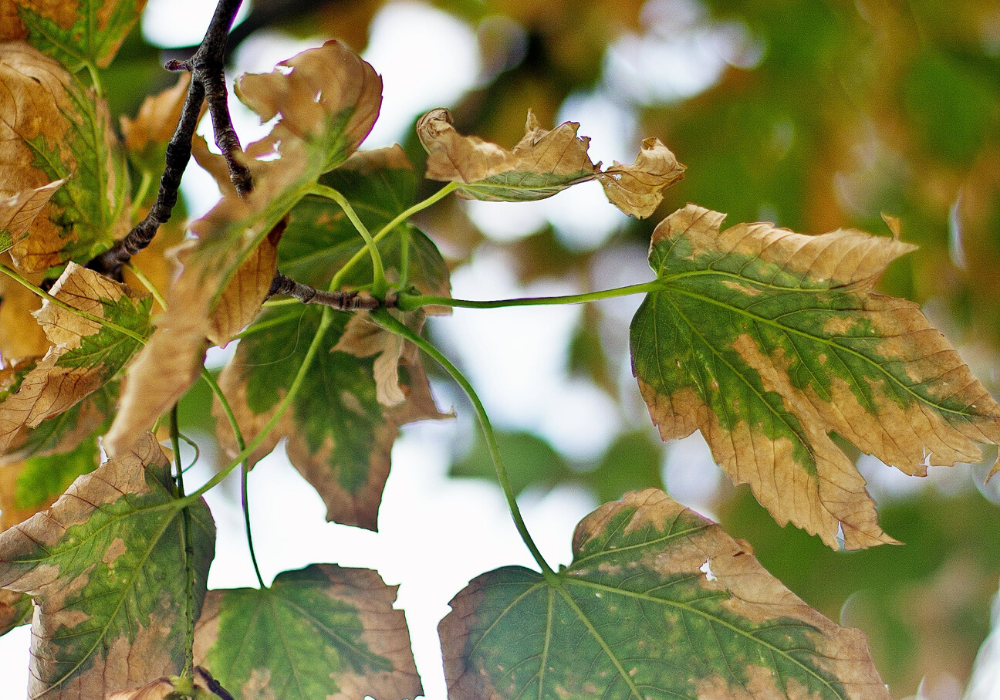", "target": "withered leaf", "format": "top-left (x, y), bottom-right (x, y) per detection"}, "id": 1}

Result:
top-left (630, 204), bottom-right (1000, 548)
top-left (0, 264), bottom-right (151, 456)
top-left (193, 565), bottom-right (422, 700)
top-left (0, 587), bottom-right (31, 637)
top-left (441, 489), bottom-right (889, 700)
top-left (1, 0), bottom-right (147, 69)
top-left (0, 179), bottom-right (66, 255)
top-left (0, 433), bottom-right (215, 700)
top-left (121, 73), bottom-right (196, 178)
top-left (0, 263), bottom-right (49, 360)
top-left (0, 43), bottom-right (130, 273)
top-left (418, 108), bottom-right (683, 216)
top-left (215, 306), bottom-right (448, 530)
